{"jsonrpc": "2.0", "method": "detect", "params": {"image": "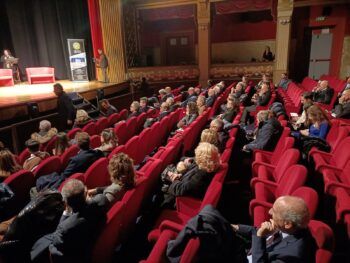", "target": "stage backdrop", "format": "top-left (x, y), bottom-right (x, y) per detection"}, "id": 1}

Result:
top-left (4, 0), bottom-right (94, 81)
